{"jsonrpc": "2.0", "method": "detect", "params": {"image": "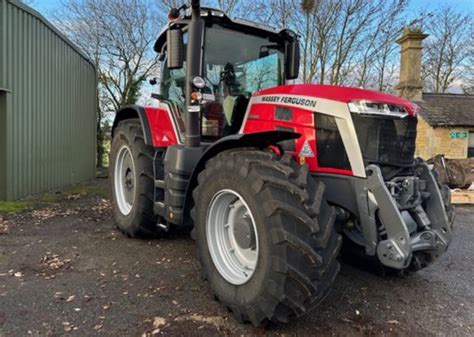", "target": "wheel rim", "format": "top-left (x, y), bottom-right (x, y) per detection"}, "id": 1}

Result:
top-left (114, 145), bottom-right (136, 216)
top-left (206, 189), bottom-right (259, 285)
